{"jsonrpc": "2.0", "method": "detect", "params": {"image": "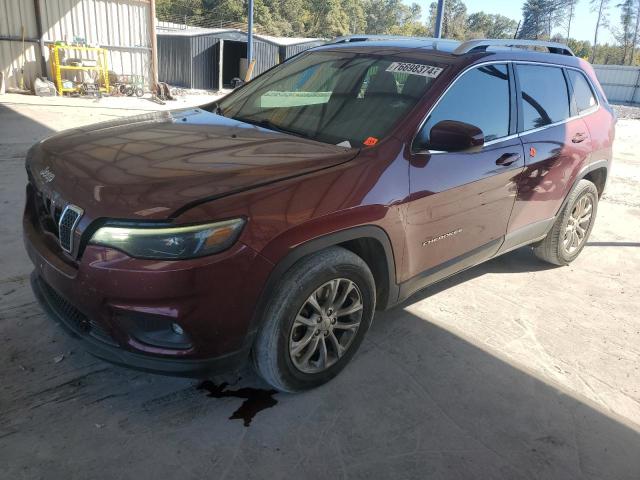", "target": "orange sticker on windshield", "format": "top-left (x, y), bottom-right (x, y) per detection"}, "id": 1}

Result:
top-left (363, 136), bottom-right (379, 146)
